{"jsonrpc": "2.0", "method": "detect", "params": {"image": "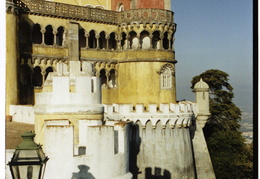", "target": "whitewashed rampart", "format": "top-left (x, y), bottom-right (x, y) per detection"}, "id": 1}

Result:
top-left (104, 102), bottom-right (196, 128)
top-left (9, 105), bottom-right (35, 124)
top-left (43, 119), bottom-right (133, 179)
